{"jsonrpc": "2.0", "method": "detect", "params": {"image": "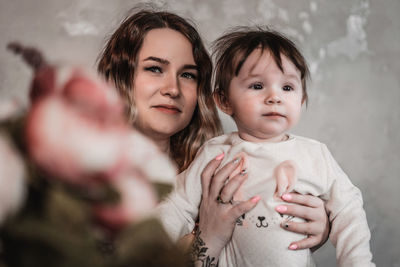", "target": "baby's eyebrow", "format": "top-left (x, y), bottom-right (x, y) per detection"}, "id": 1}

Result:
top-left (284, 73), bottom-right (301, 83)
